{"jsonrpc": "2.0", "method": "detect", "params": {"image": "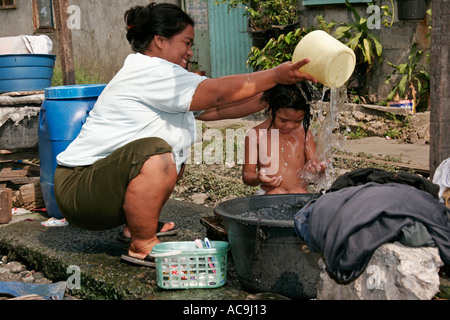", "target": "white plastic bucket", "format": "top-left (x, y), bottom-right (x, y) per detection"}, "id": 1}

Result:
top-left (292, 30), bottom-right (356, 88)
